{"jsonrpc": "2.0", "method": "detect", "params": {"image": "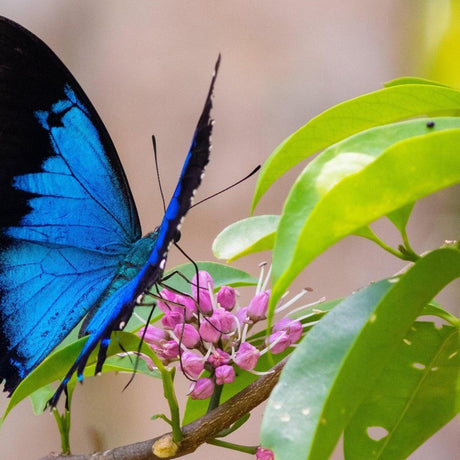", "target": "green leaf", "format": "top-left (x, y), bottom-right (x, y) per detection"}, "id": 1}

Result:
top-left (29, 386), bottom-right (55, 415)
top-left (260, 248), bottom-right (460, 460)
top-left (161, 261), bottom-right (257, 295)
top-left (386, 203), bottom-right (414, 234)
top-left (383, 77), bottom-right (451, 88)
top-left (344, 321), bottom-right (459, 460)
top-left (252, 84), bottom-right (460, 210)
top-left (2, 331), bottom-right (158, 420)
top-left (270, 124), bottom-right (460, 310)
top-left (212, 215), bottom-right (280, 261)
